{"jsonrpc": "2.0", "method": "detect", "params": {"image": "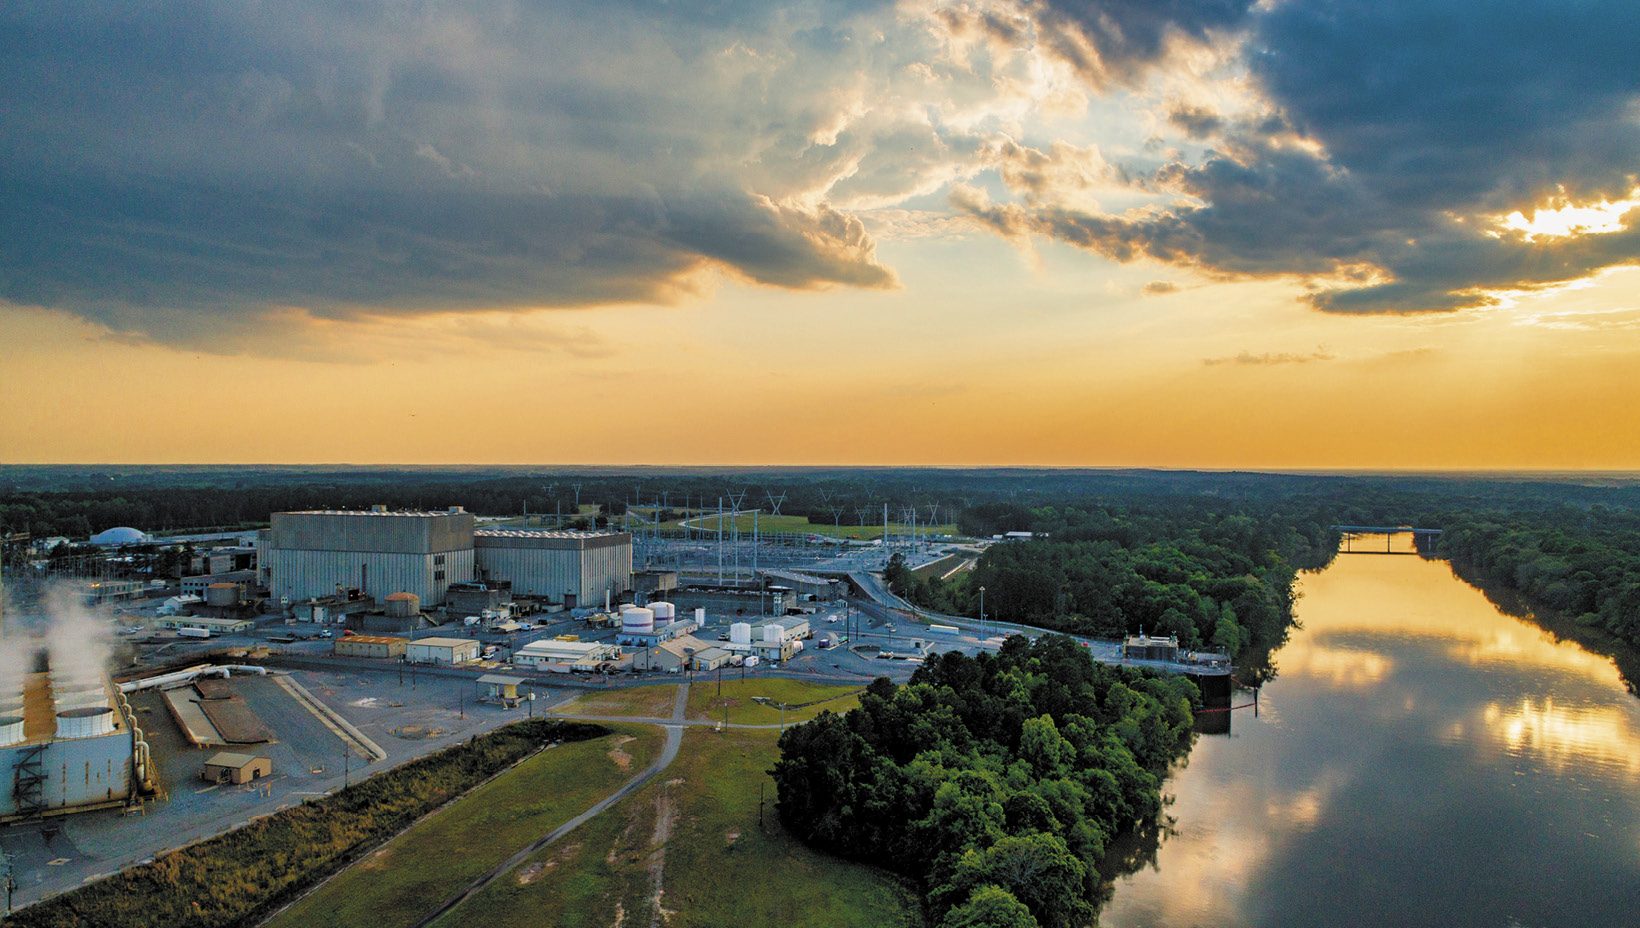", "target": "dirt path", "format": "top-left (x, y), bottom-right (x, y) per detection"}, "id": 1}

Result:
top-left (410, 683), bottom-right (691, 928)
